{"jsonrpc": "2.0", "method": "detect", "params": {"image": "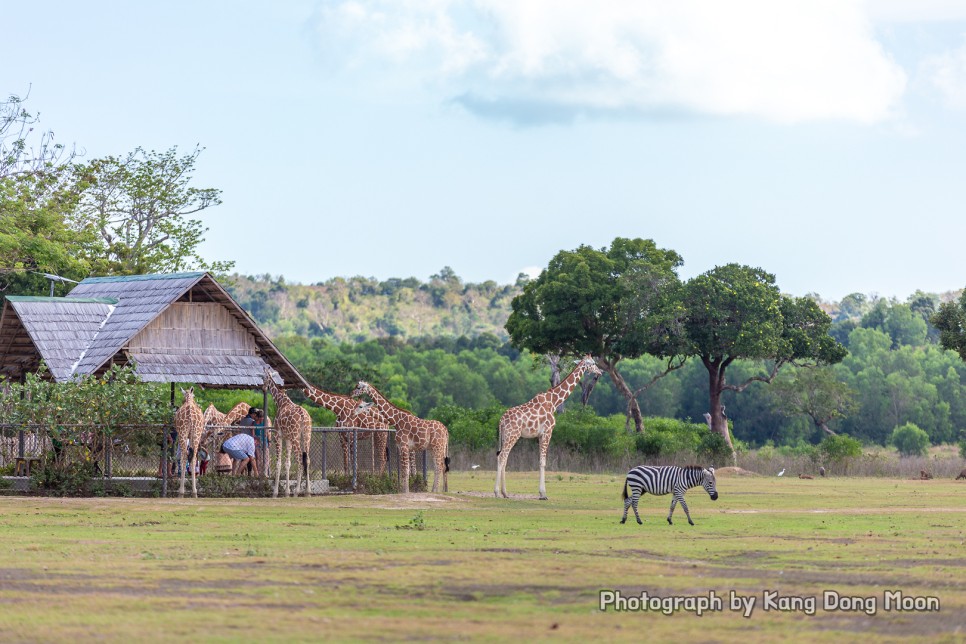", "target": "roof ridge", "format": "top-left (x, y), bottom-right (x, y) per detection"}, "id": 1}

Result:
top-left (5, 296), bottom-right (119, 304)
top-left (79, 271), bottom-right (207, 284)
